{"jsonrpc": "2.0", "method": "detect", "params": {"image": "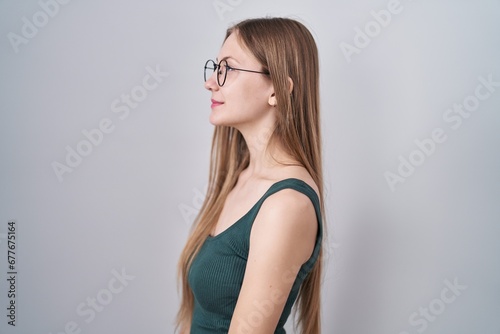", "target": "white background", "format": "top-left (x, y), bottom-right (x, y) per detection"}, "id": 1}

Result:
top-left (1, 0), bottom-right (499, 333)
